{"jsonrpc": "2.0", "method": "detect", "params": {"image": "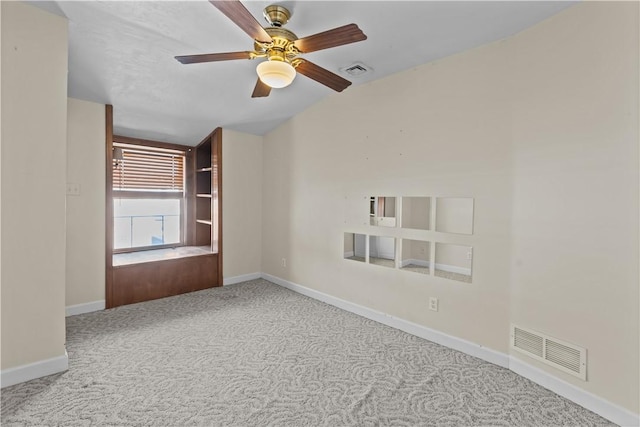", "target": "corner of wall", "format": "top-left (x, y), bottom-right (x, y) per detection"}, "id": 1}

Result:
top-left (66, 98), bottom-right (107, 307)
top-left (221, 129), bottom-right (264, 279)
top-left (1, 0), bottom-right (69, 377)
